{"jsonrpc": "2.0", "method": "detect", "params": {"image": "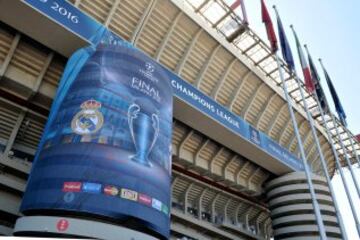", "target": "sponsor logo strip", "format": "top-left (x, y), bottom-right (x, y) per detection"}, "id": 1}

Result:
top-left (61, 182), bottom-right (169, 216)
